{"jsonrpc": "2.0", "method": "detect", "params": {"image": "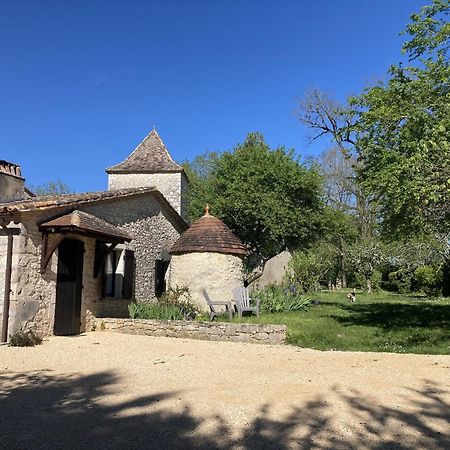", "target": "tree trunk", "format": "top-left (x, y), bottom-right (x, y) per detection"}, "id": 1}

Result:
top-left (342, 271), bottom-right (347, 289)
top-left (366, 277), bottom-right (372, 294)
top-left (340, 237), bottom-right (347, 289)
top-left (356, 188), bottom-right (374, 241)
